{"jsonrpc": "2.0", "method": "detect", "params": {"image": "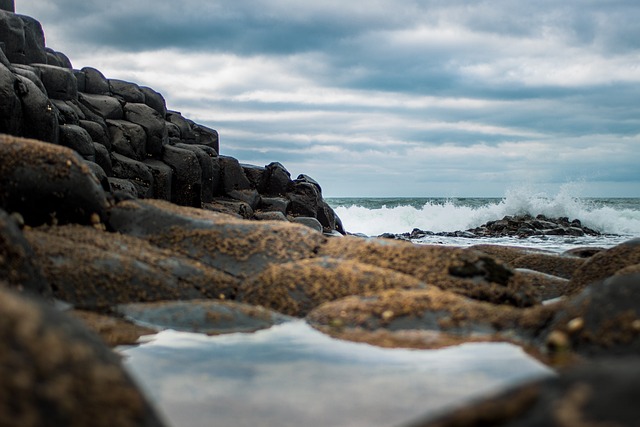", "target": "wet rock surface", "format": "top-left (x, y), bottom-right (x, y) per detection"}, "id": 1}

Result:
top-left (390, 214), bottom-right (602, 240)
